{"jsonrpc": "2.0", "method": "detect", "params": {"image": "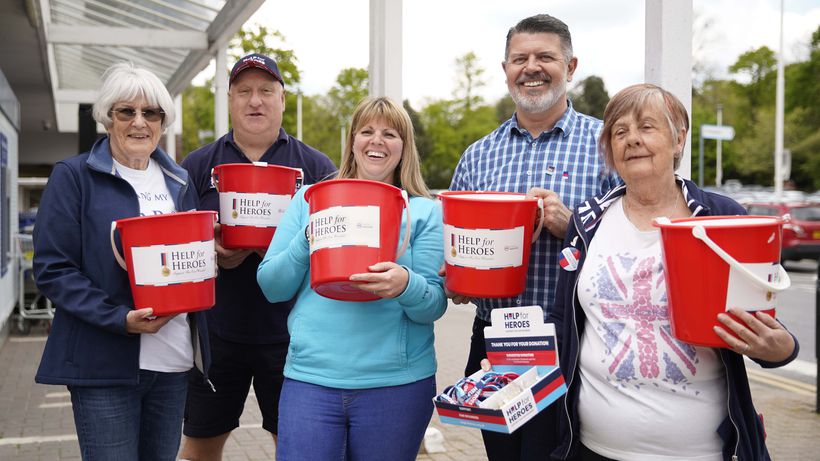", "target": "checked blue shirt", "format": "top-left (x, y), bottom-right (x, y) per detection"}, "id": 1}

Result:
top-left (449, 102), bottom-right (619, 322)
